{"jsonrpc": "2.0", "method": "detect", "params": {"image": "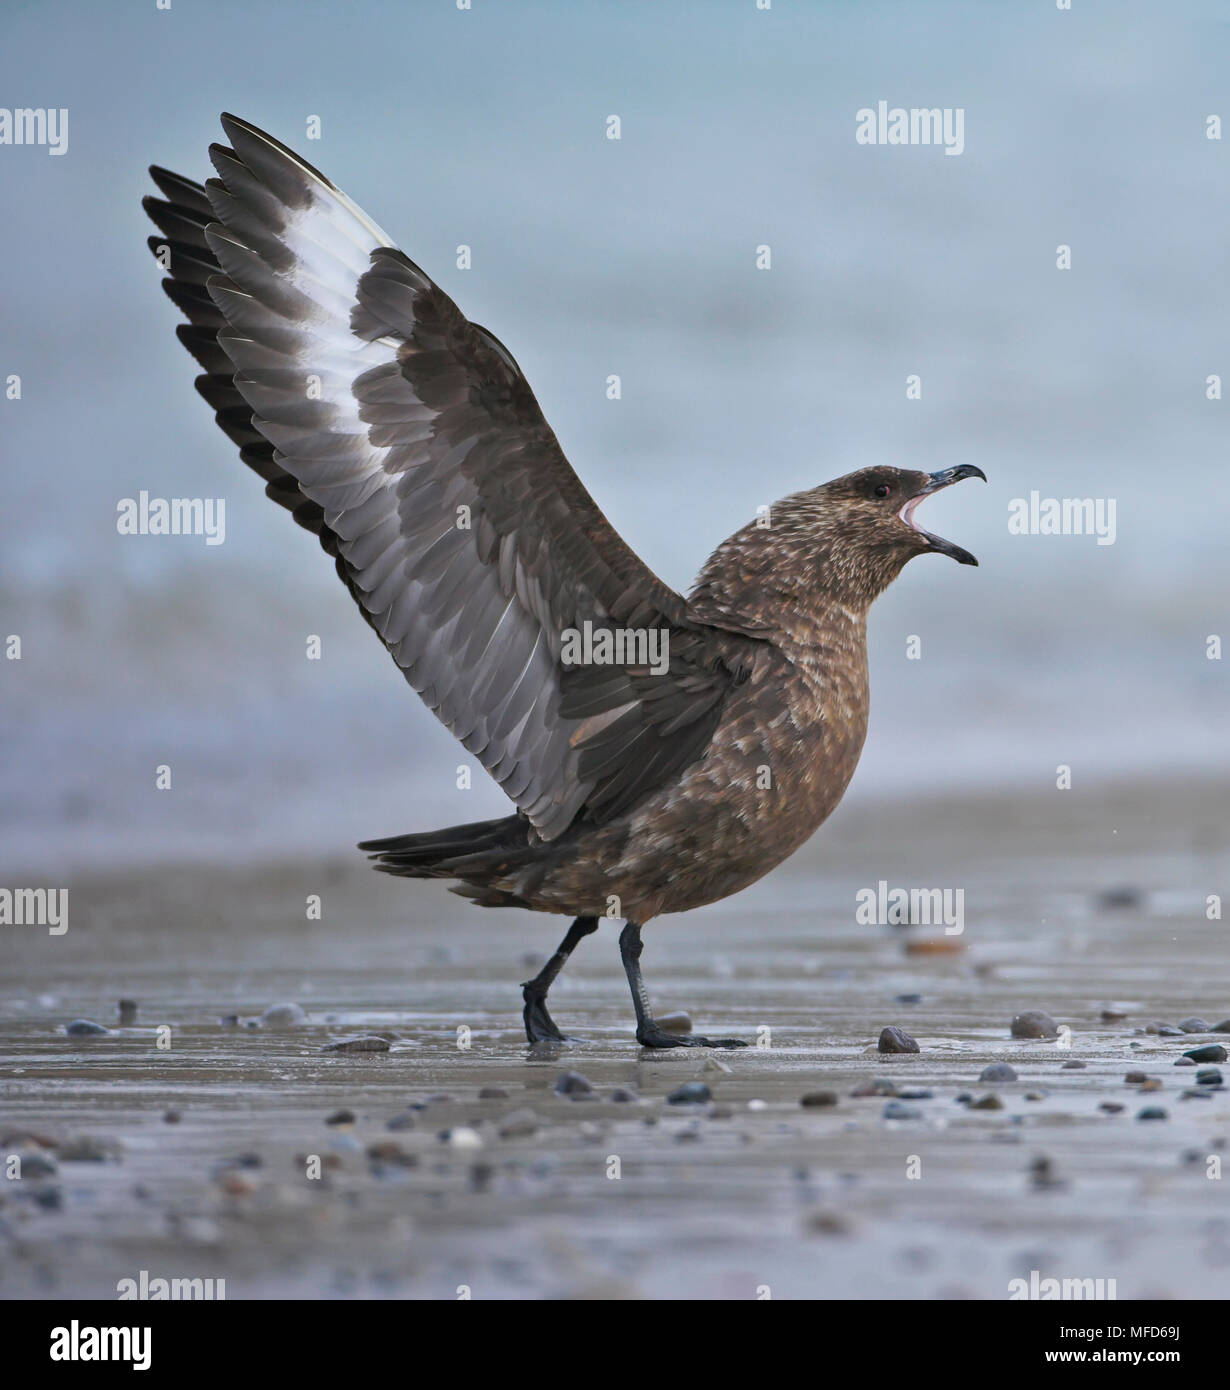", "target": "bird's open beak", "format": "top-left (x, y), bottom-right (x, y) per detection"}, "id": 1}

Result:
top-left (899, 465), bottom-right (986, 566)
